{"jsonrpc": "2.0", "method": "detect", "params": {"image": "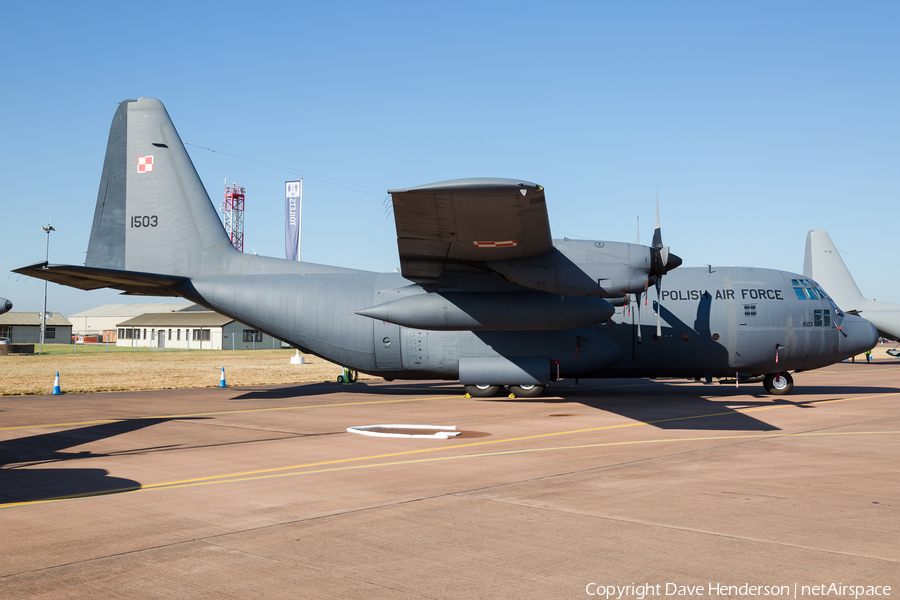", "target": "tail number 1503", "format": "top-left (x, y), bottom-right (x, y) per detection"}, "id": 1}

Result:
top-left (131, 215), bottom-right (159, 228)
